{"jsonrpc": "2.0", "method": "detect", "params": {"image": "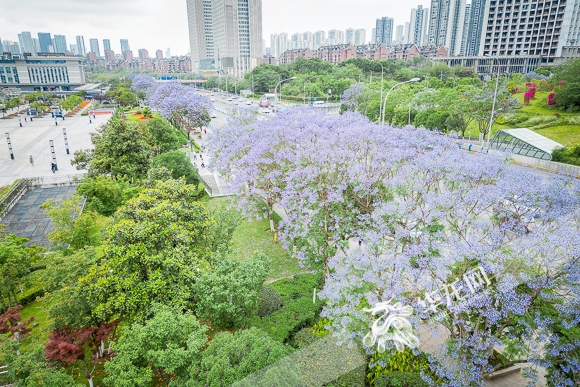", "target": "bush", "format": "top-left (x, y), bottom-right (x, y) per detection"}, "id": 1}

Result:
top-left (76, 175), bottom-right (127, 216)
top-left (257, 284), bottom-right (284, 317)
top-left (552, 145), bottom-right (580, 166)
top-left (375, 372), bottom-right (430, 387)
top-left (292, 328), bottom-right (318, 349)
top-left (249, 272), bottom-right (324, 342)
top-left (526, 115), bottom-right (558, 127)
top-left (368, 348), bottom-right (435, 386)
top-left (151, 151), bottom-right (201, 186)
